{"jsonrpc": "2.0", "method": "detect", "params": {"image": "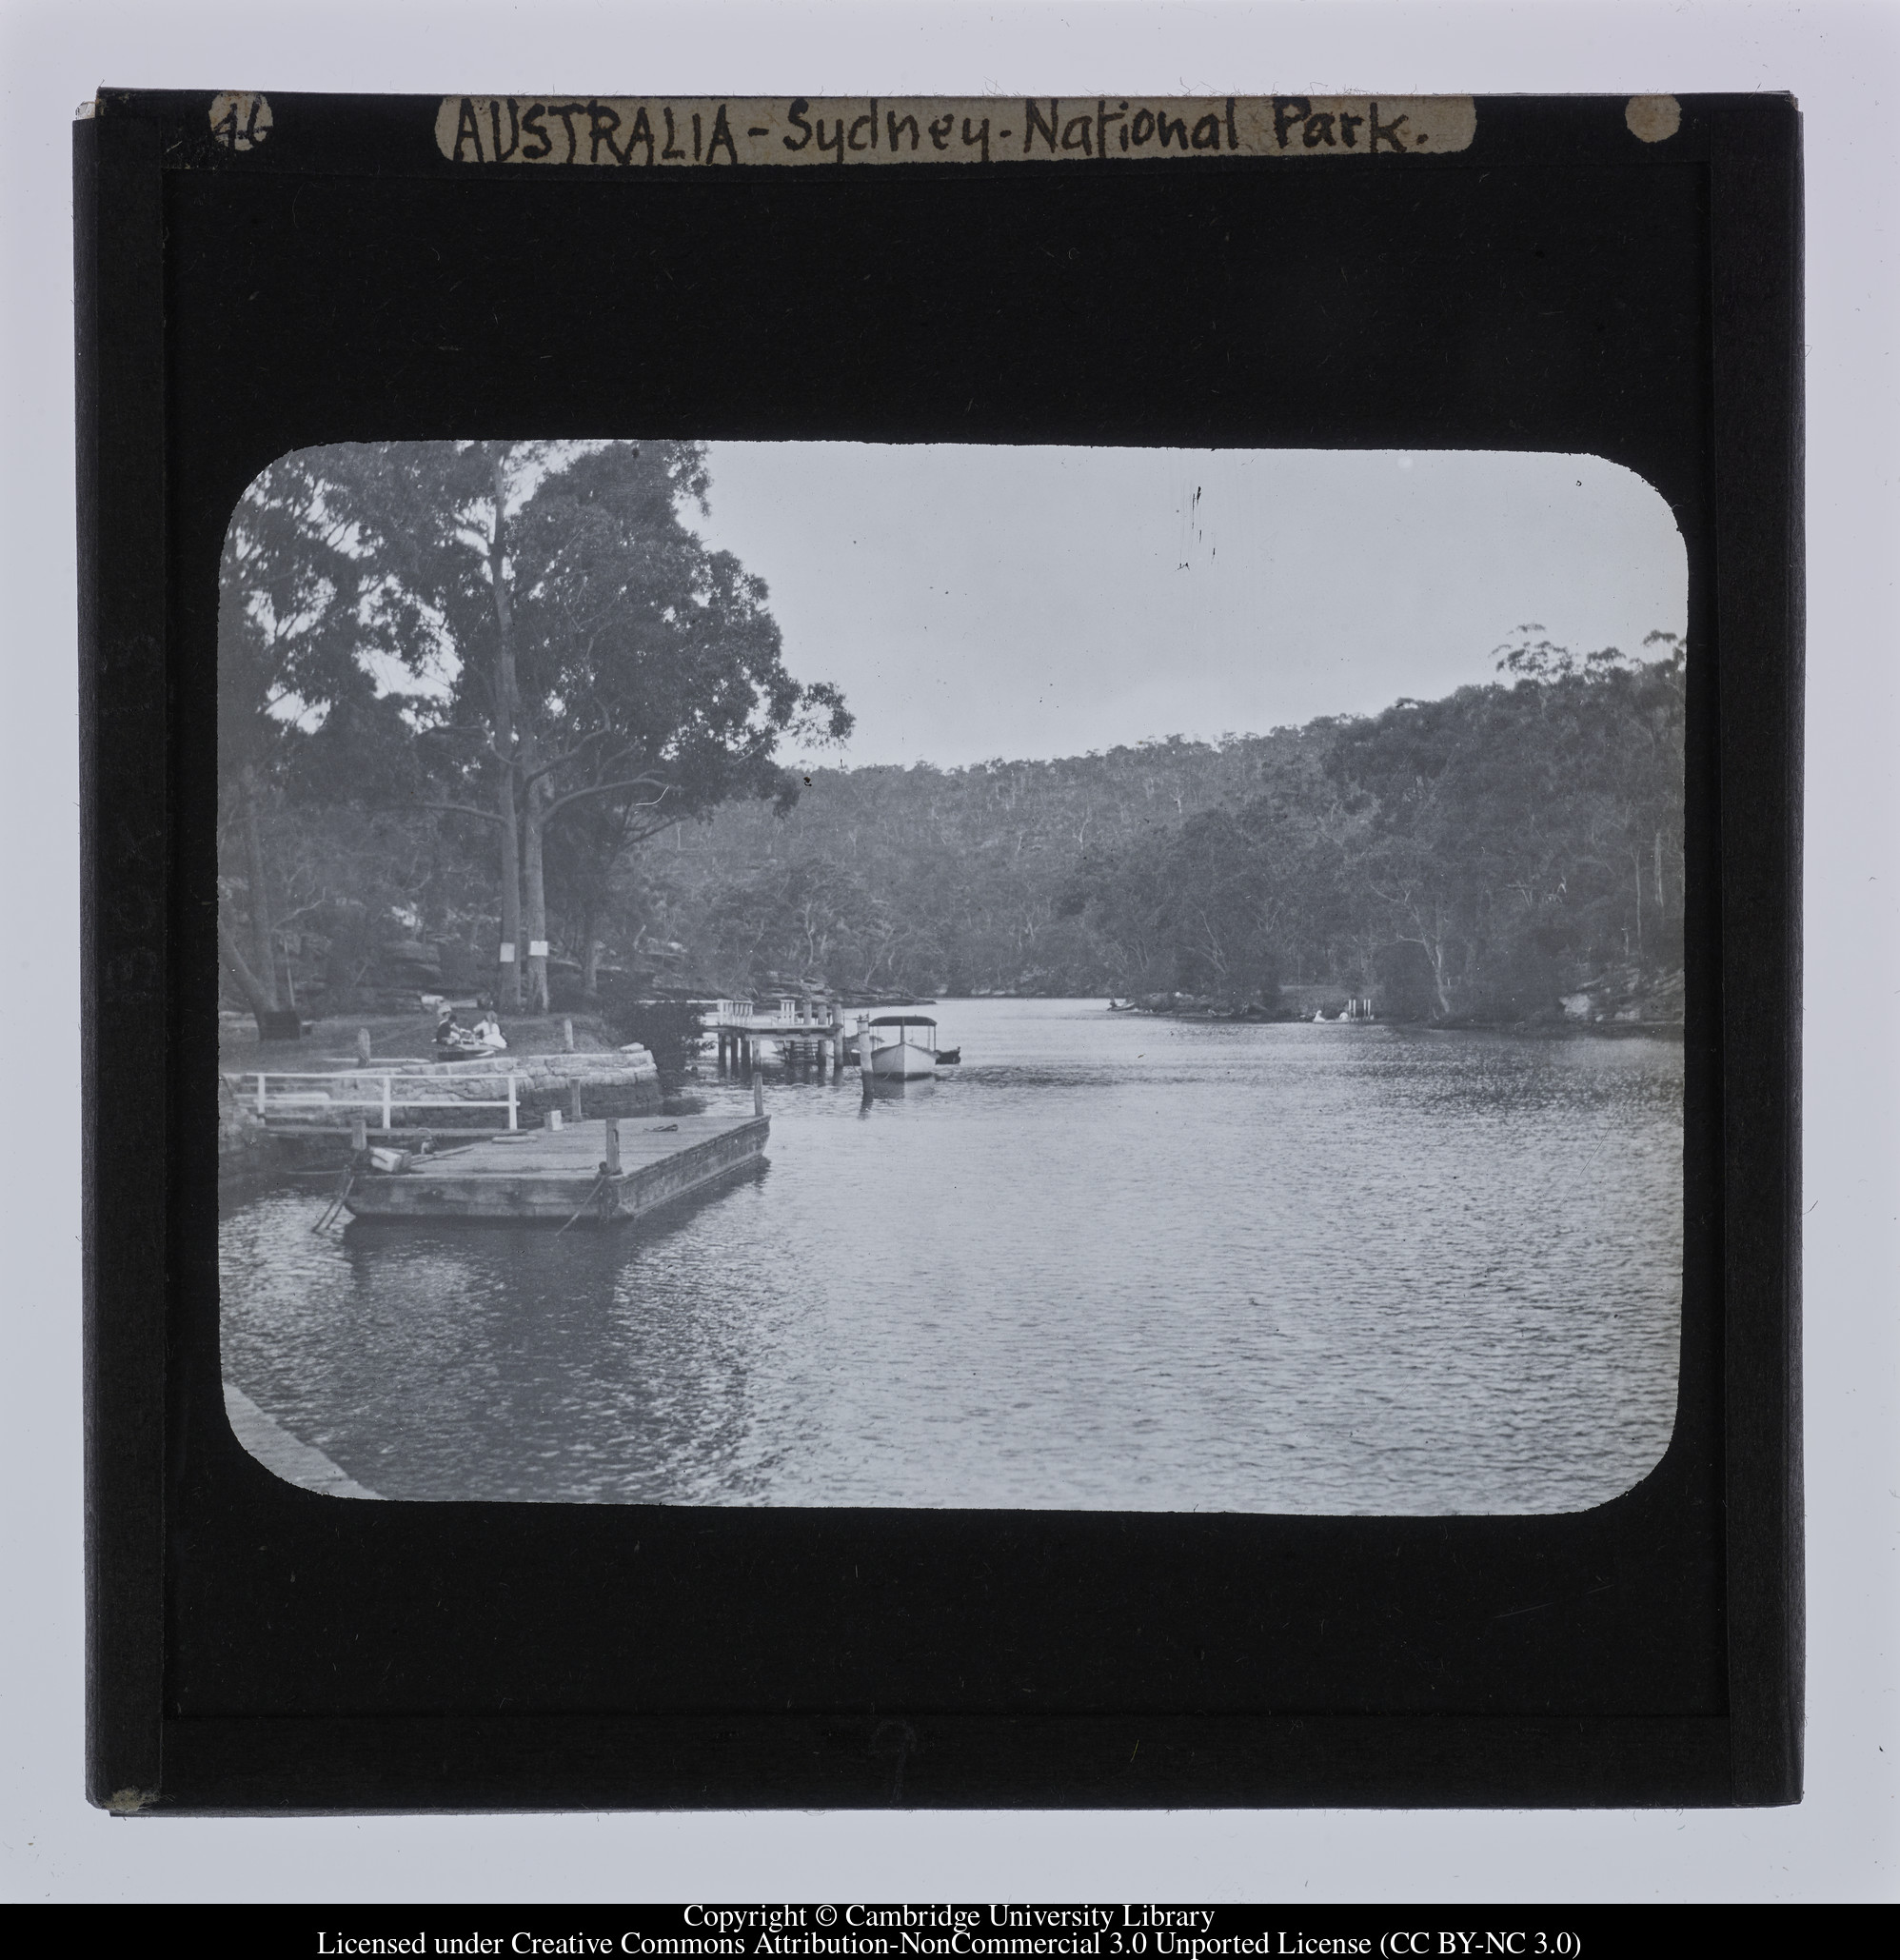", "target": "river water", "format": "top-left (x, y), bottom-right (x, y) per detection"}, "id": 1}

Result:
top-left (219, 998), bottom-right (1683, 1515)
